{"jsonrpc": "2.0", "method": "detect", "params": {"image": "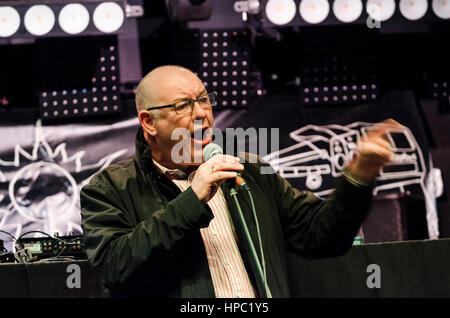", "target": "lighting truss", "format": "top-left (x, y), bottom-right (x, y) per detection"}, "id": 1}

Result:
top-left (0, 1), bottom-right (129, 39)
top-left (258, 0), bottom-right (450, 27)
